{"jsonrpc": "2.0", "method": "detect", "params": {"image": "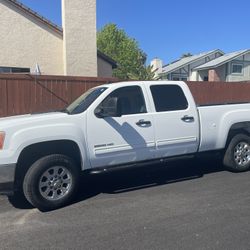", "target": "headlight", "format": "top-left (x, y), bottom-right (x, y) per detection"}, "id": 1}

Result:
top-left (0, 132), bottom-right (5, 150)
